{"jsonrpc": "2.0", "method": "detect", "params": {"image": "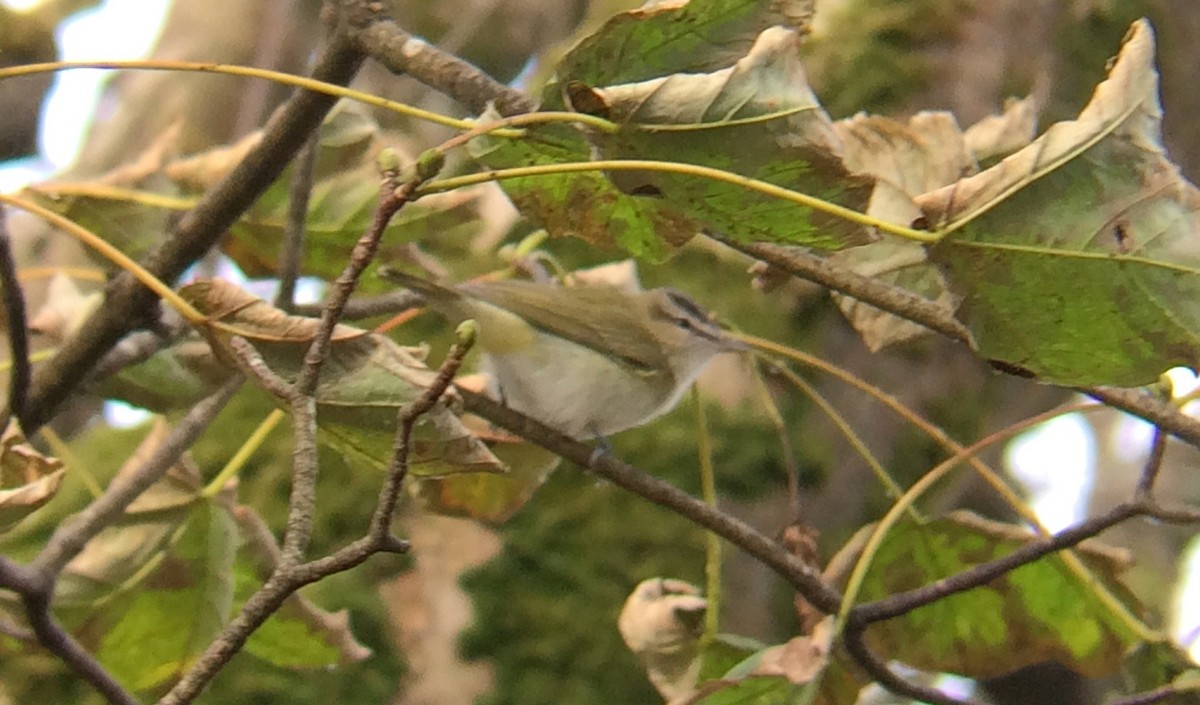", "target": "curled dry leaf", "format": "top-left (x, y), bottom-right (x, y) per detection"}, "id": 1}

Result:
top-left (0, 421), bottom-right (64, 533)
top-left (619, 577), bottom-right (708, 702)
top-left (180, 279), bottom-right (505, 477)
top-left (744, 617), bottom-right (832, 684)
top-left (963, 95), bottom-right (1039, 162)
top-left (827, 110), bottom-right (974, 349)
